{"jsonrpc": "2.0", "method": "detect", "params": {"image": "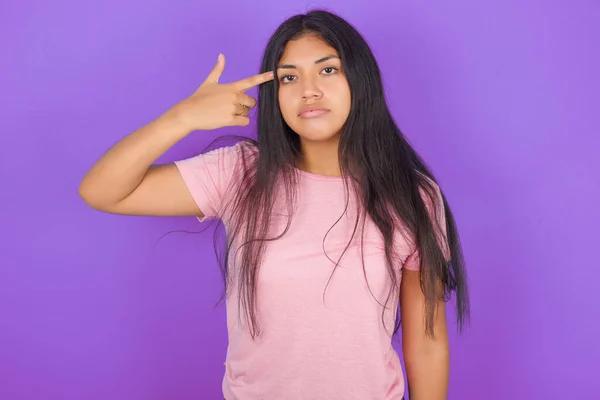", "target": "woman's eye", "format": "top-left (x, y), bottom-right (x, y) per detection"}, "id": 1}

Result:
top-left (280, 75), bottom-right (295, 83)
top-left (279, 67), bottom-right (338, 84)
